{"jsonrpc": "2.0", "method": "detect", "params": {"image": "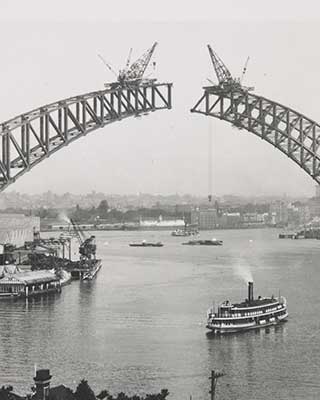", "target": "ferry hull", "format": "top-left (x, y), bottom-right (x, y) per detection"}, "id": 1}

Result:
top-left (207, 312), bottom-right (288, 334)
